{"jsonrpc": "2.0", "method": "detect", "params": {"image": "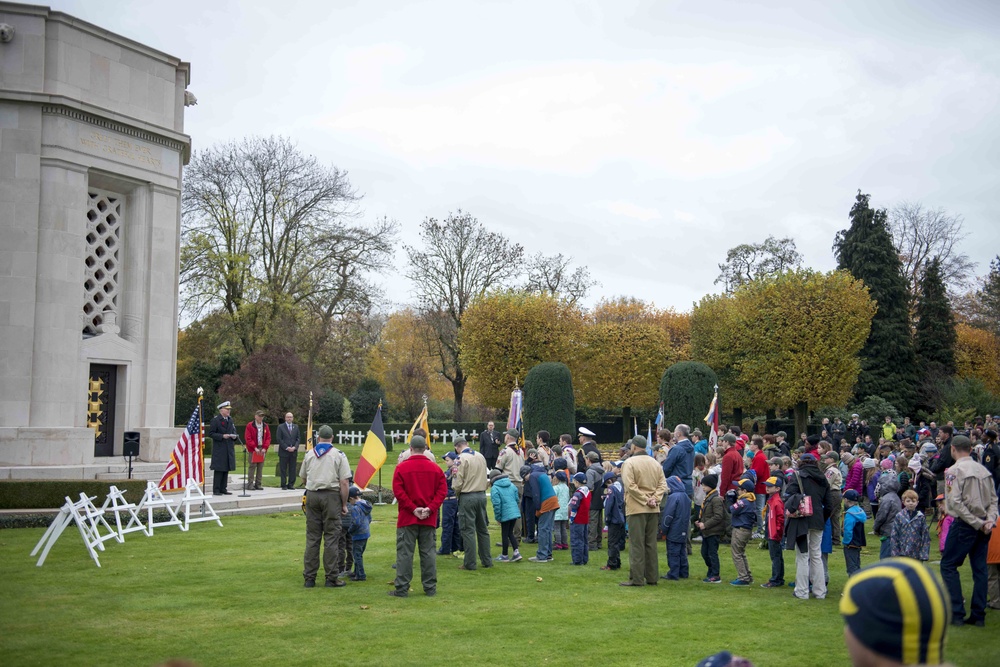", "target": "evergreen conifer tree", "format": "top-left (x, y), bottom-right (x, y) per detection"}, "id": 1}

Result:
top-left (833, 191), bottom-right (916, 413)
top-left (913, 257), bottom-right (957, 411)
